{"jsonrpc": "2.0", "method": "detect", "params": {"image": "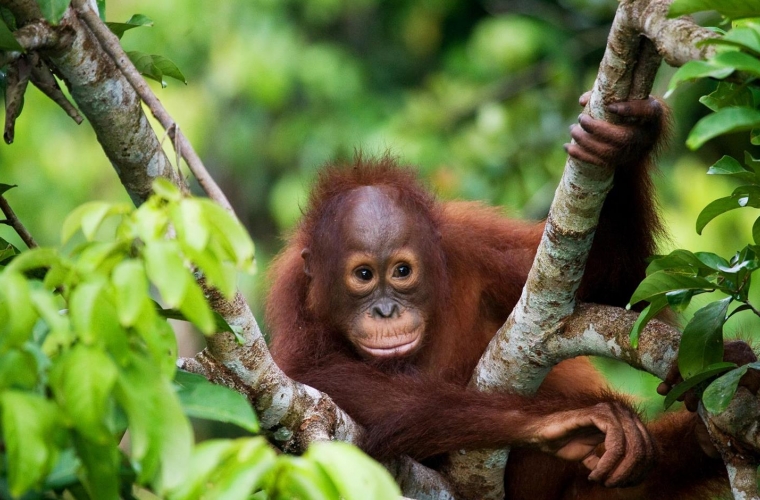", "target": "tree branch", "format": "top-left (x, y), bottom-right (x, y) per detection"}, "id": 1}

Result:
top-left (0, 194), bottom-right (37, 248)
